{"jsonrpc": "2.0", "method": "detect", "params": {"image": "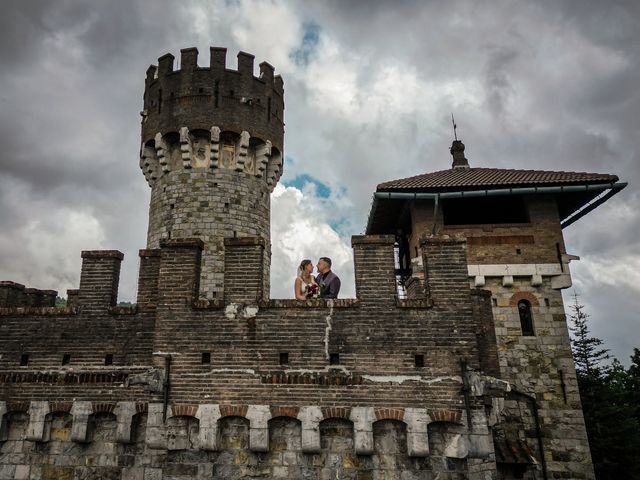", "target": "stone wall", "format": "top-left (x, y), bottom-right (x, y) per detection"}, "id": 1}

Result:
top-left (410, 194), bottom-right (566, 266)
top-left (141, 48), bottom-right (284, 300)
top-left (0, 235), bottom-right (503, 478)
top-left (0, 404), bottom-right (488, 479)
top-left (485, 277), bottom-right (593, 479)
